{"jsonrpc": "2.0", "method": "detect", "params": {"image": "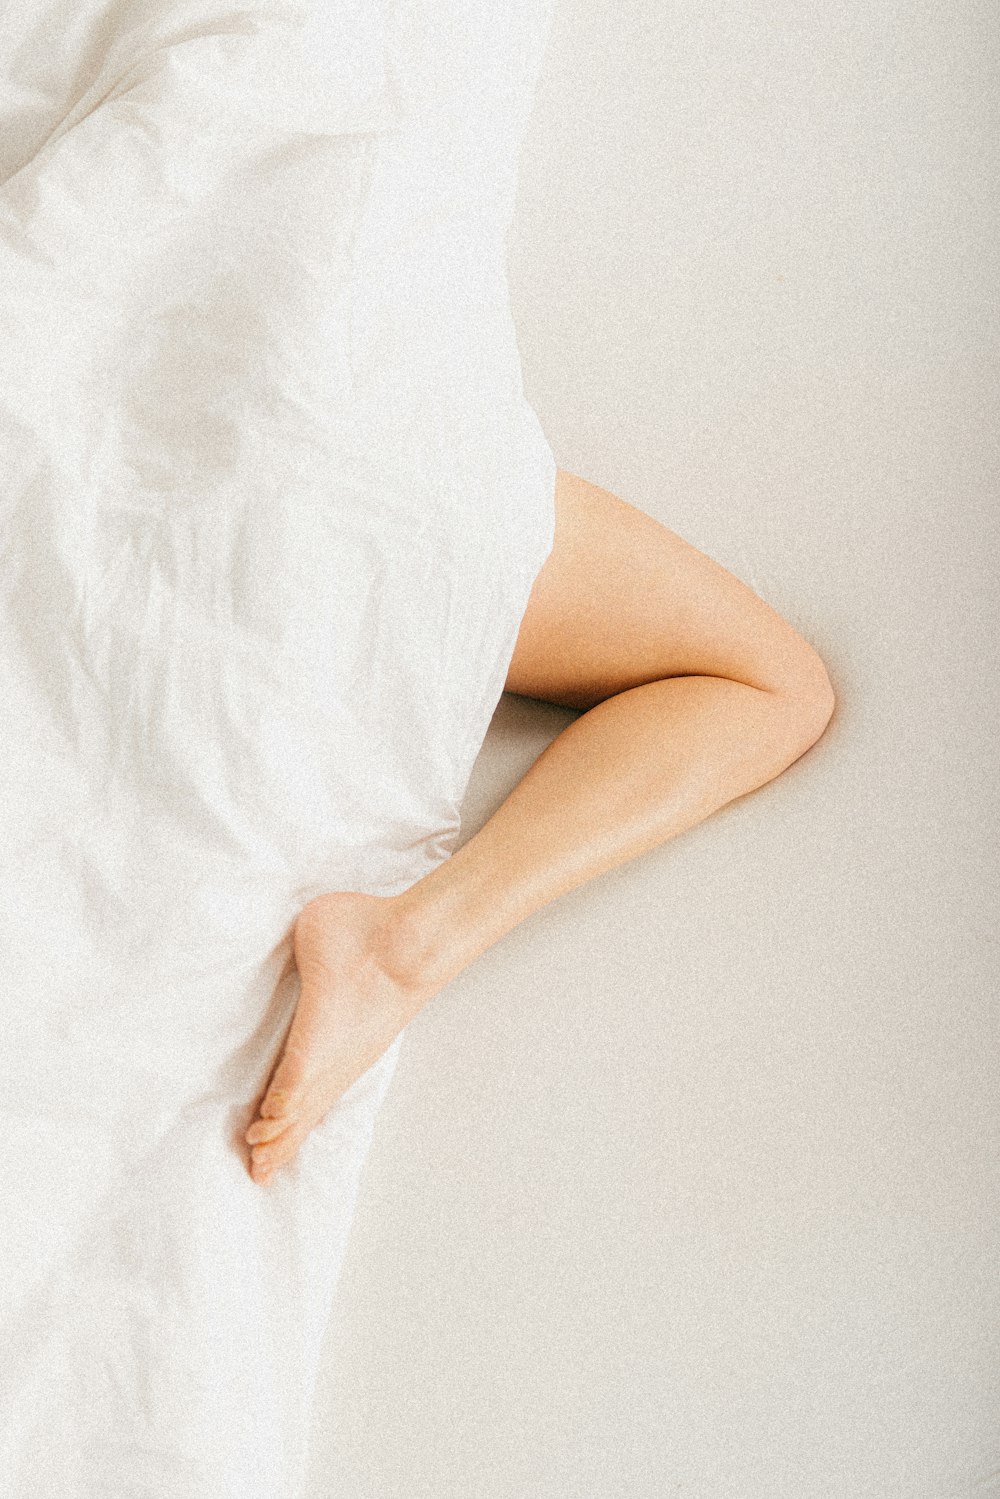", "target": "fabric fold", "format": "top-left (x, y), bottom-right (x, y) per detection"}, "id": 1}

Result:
top-left (0, 2), bottom-right (557, 1494)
